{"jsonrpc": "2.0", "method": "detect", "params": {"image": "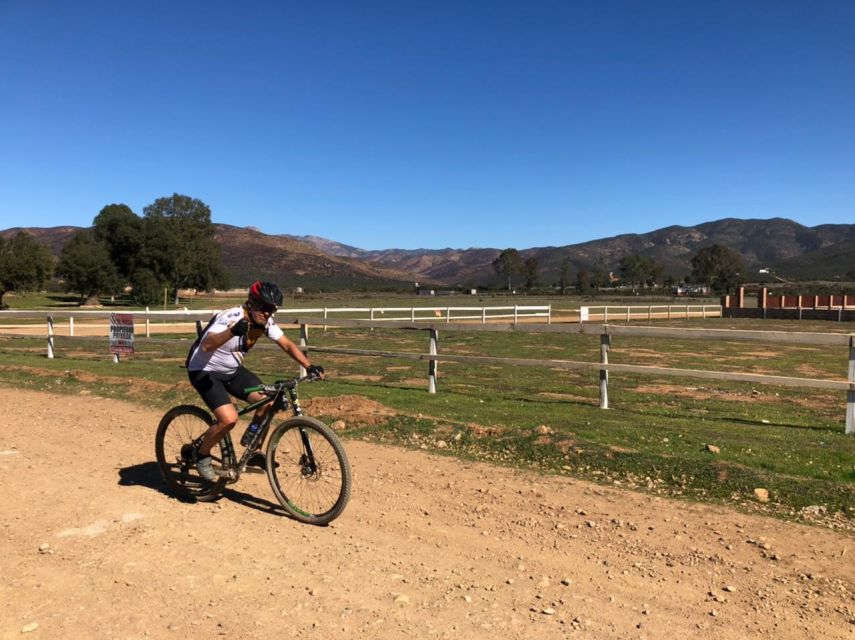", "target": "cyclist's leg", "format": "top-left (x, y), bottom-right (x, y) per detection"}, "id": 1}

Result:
top-left (189, 370), bottom-right (239, 457)
top-left (199, 402), bottom-right (239, 456)
top-left (224, 367), bottom-right (270, 445)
